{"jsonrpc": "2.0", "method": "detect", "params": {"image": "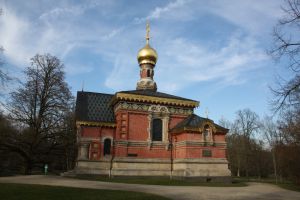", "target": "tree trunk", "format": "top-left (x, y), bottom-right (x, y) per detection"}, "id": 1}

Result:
top-left (272, 149), bottom-right (278, 184)
top-left (25, 160), bottom-right (33, 175)
top-left (237, 158), bottom-right (241, 177)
